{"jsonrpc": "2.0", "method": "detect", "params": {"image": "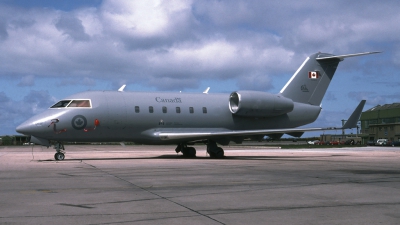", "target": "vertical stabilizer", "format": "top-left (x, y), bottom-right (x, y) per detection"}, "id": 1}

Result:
top-left (280, 51), bottom-right (379, 106)
top-left (280, 52), bottom-right (340, 106)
